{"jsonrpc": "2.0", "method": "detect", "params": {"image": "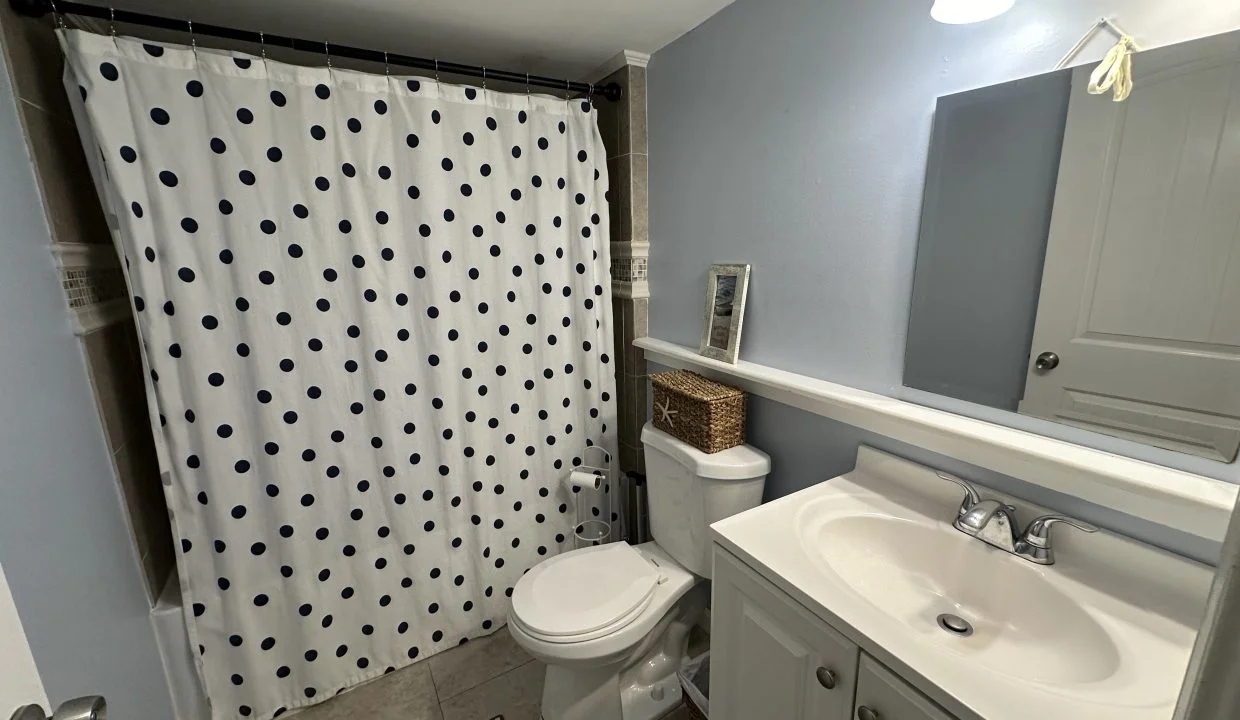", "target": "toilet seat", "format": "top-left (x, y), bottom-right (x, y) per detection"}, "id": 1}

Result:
top-left (511, 543), bottom-right (664, 643)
